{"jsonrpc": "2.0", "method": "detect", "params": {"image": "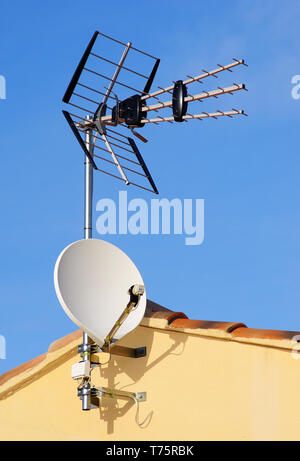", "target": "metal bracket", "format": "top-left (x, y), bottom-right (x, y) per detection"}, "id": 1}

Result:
top-left (110, 345), bottom-right (147, 358)
top-left (97, 386), bottom-right (147, 402)
top-left (78, 343), bottom-right (147, 359)
top-left (74, 283), bottom-right (147, 410)
top-left (78, 385), bottom-right (147, 409)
